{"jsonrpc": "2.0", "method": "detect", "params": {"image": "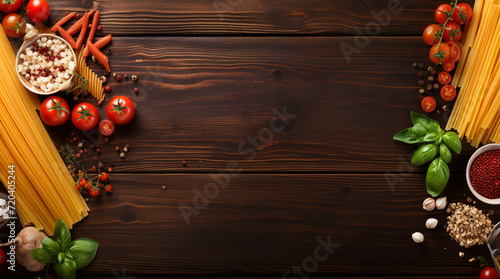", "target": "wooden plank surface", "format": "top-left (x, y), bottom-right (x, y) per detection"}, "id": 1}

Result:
top-left (7, 173), bottom-right (495, 277)
top-left (43, 0), bottom-right (473, 35)
top-left (47, 36), bottom-right (475, 174)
